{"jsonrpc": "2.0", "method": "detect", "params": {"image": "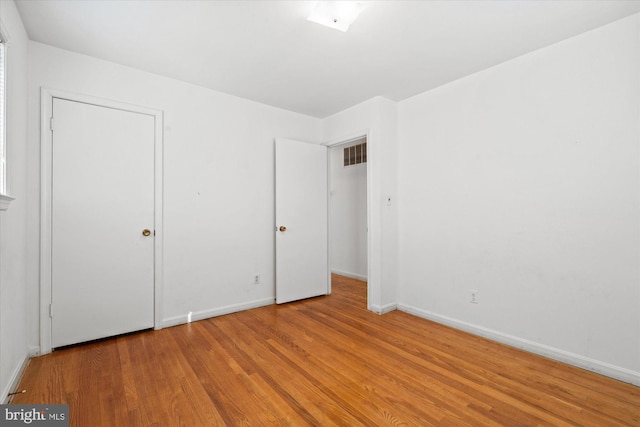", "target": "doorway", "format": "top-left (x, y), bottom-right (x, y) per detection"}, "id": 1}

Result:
top-left (329, 136), bottom-right (368, 290)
